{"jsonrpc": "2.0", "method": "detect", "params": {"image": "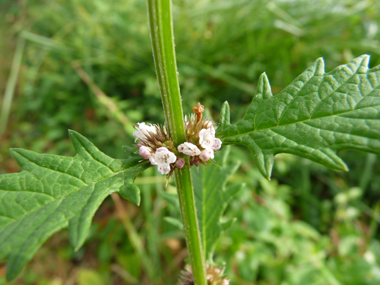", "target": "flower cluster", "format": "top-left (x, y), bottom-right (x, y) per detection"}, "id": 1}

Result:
top-left (179, 264), bottom-right (229, 285)
top-left (133, 103), bottom-right (222, 175)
